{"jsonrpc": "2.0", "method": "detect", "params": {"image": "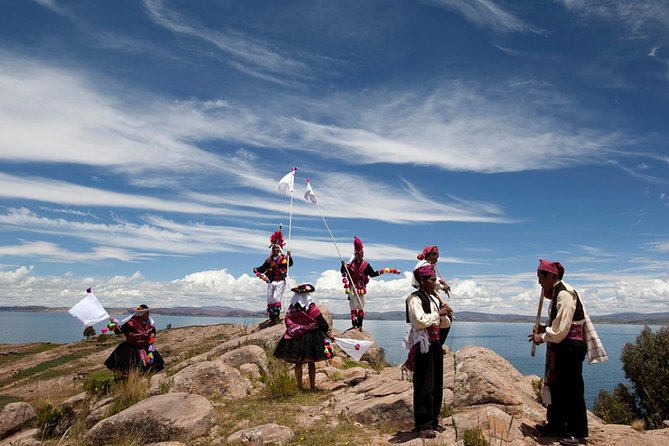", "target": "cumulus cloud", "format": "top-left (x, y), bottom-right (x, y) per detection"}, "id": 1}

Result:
top-left (2, 264), bottom-right (667, 315)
